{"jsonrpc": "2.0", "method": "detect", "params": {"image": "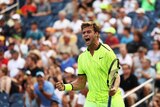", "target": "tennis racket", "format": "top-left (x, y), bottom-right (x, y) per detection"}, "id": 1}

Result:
top-left (107, 58), bottom-right (120, 107)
